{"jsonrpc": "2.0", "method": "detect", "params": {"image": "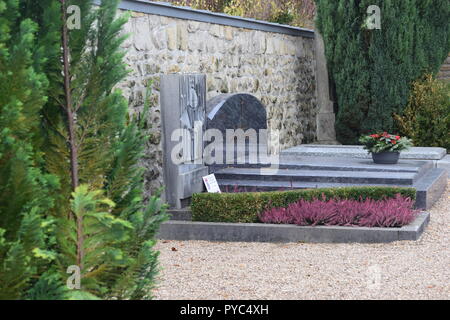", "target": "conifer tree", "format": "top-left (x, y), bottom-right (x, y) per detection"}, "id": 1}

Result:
top-left (315, 0), bottom-right (371, 143)
top-left (0, 0), bottom-right (58, 299)
top-left (0, 0), bottom-right (168, 299)
top-left (315, 0), bottom-right (450, 144)
top-left (32, 0), bottom-right (168, 299)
